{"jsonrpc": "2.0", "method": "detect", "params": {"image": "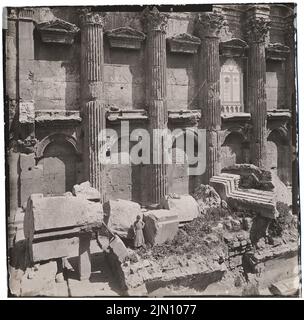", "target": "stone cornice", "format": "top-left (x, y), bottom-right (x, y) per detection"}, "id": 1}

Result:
top-left (36, 19), bottom-right (79, 44)
top-left (106, 27), bottom-right (146, 49)
top-left (246, 17), bottom-right (270, 43)
top-left (142, 6), bottom-right (168, 33)
top-left (266, 43), bottom-right (290, 61)
top-left (79, 9), bottom-right (105, 27)
top-left (167, 33), bottom-right (201, 54)
top-left (195, 12), bottom-right (226, 39)
top-left (220, 38), bottom-right (248, 57)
